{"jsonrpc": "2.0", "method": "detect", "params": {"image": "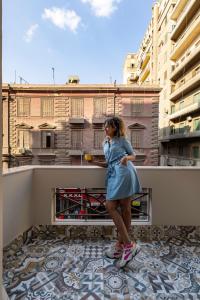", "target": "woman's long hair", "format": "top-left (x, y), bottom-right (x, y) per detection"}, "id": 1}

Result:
top-left (104, 116), bottom-right (126, 138)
